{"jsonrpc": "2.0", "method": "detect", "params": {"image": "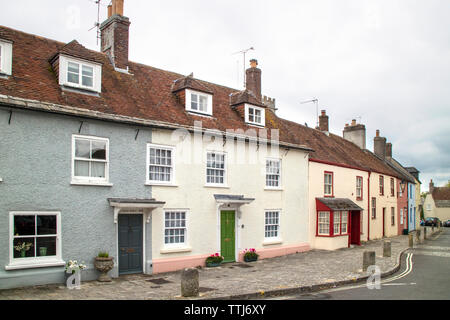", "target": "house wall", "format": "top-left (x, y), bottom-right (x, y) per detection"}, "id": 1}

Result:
top-left (149, 128), bottom-right (310, 273)
top-left (408, 182), bottom-right (416, 231)
top-left (424, 194), bottom-right (450, 222)
top-left (308, 161), bottom-right (369, 250)
top-left (414, 180), bottom-right (421, 229)
top-left (0, 107), bottom-right (153, 289)
top-left (397, 179), bottom-right (408, 235)
top-left (368, 173), bottom-right (398, 240)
